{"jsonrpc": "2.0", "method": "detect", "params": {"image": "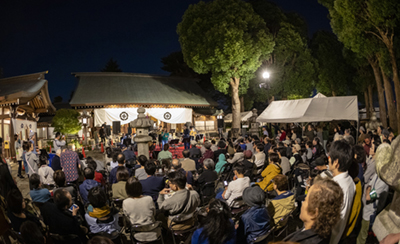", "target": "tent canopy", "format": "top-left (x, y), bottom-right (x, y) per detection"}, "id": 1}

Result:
top-left (257, 96), bottom-right (358, 123)
top-left (224, 111), bottom-right (253, 123)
